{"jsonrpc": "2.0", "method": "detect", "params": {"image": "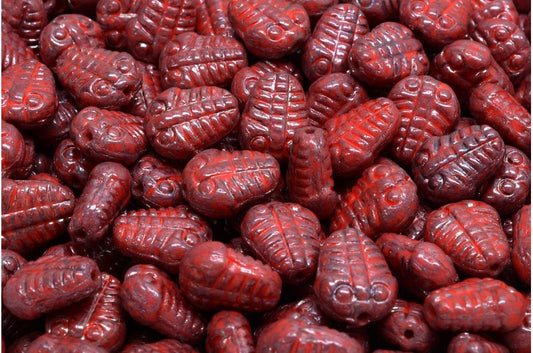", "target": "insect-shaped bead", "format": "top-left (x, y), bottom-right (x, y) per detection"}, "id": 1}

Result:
top-left (1, 25), bottom-right (38, 70)
top-left (26, 333), bottom-right (108, 353)
top-left (301, 3), bottom-right (369, 82)
top-left (96, 0), bottom-right (142, 50)
top-left (511, 205), bottom-right (531, 285)
top-left (52, 138), bottom-right (97, 191)
top-left (206, 311), bottom-right (254, 353)
top-left (424, 200), bottom-right (510, 277)
top-left (423, 277), bottom-right (527, 332)
top-left (2, 0), bottom-right (47, 52)
top-left (2, 249), bottom-right (26, 289)
top-left (182, 149), bottom-right (281, 219)
top-left (121, 264), bottom-right (206, 344)
top-left (195, 0), bottom-right (235, 37)
top-left (2, 60), bottom-right (57, 129)
top-left (330, 158), bottom-right (418, 238)
top-left (313, 228), bottom-right (398, 326)
top-left (123, 61), bottom-right (162, 118)
top-left (55, 46), bottom-right (141, 110)
top-left (2, 255), bottom-right (102, 320)
top-left (45, 273), bottom-right (126, 352)
top-left (145, 86), bottom-right (240, 161)
top-left (113, 206), bottom-right (212, 274)
top-left (179, 241), bottom-right (283, 312)
top-left (2, 178), bottom-right (75, 255)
